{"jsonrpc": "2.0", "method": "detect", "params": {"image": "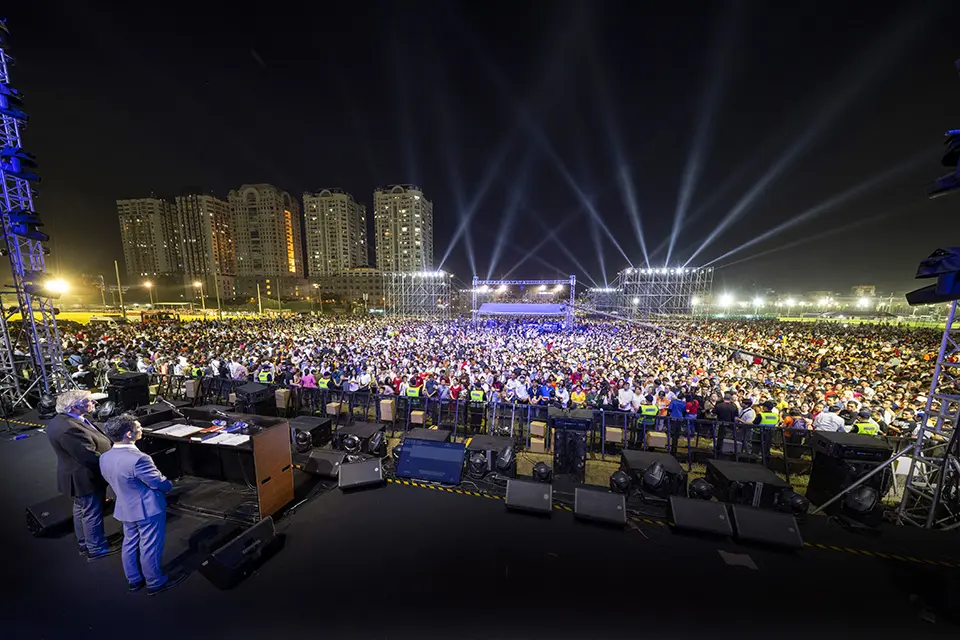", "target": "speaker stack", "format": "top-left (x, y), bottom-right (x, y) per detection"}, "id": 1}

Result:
top-left (549, 408), bottom-right (590, 484)
top-left (106, 371), bottom-right (149, 412)
top-left (235, 382), bottom-right (273, 414)
top-left (806, 432), bottom-right (892, 526)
